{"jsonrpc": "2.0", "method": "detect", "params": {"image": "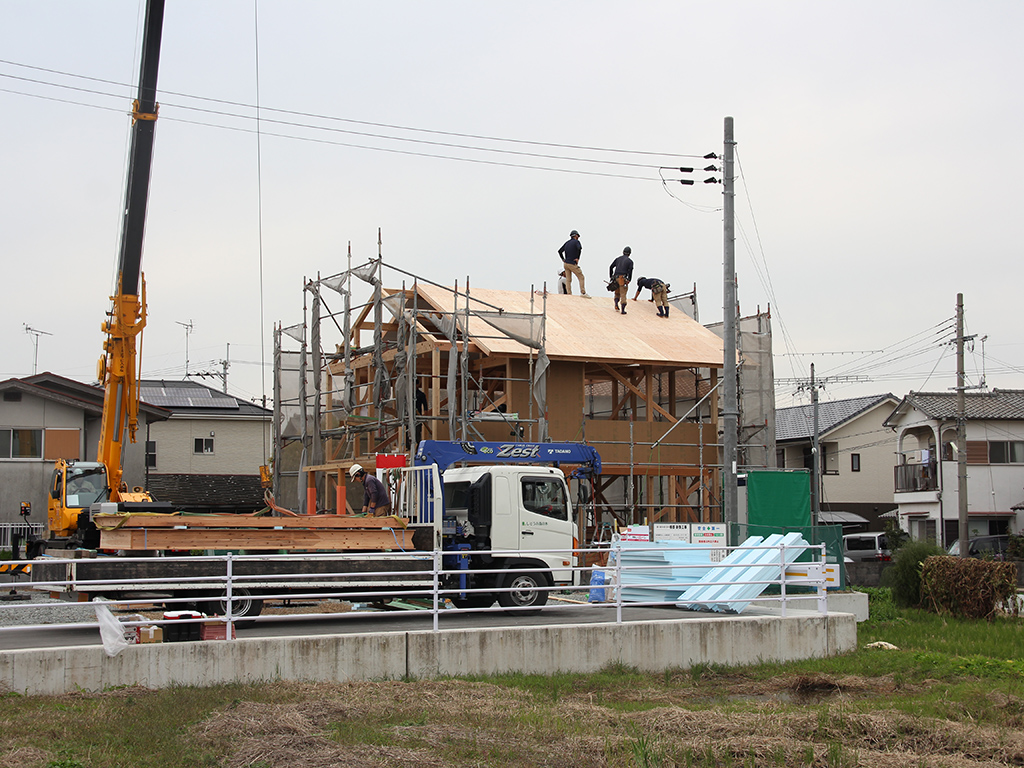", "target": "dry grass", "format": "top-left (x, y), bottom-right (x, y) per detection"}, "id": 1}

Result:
top-left (0, 676), bottom-right (1000, 767)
